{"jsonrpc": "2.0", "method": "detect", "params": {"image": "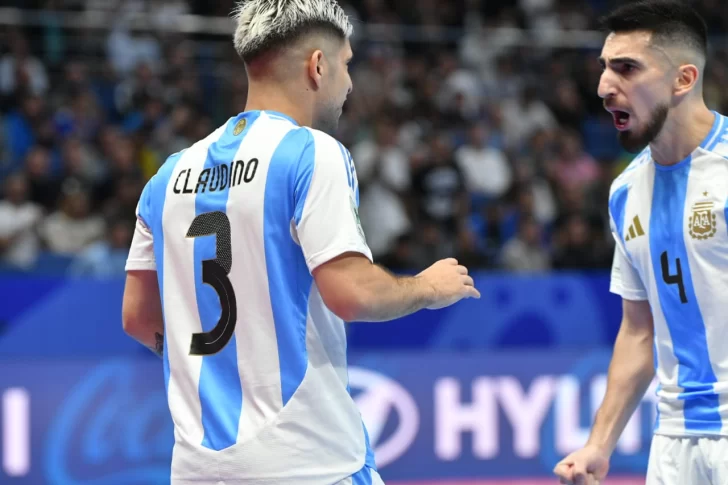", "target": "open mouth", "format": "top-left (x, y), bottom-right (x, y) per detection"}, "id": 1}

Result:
top-left (612, 110), bottom-right (631, 131)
